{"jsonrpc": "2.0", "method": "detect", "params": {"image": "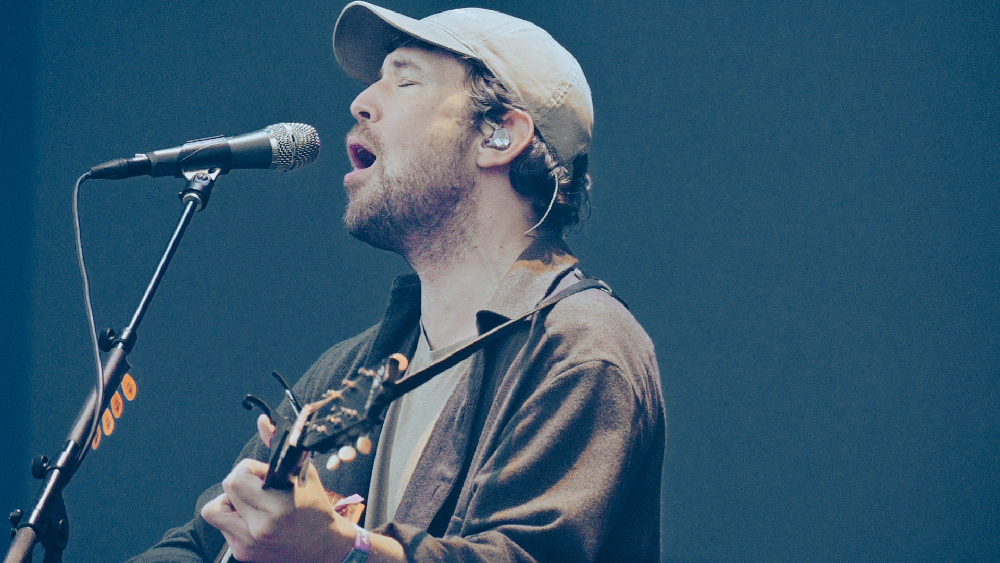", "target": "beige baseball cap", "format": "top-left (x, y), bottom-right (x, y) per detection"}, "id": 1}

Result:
top-left (333, 1), bottom-right (593, 166)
